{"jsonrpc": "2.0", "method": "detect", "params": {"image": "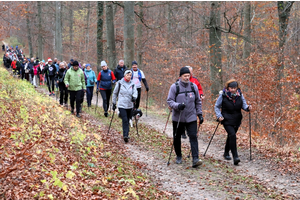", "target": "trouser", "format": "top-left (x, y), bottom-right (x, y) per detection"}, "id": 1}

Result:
top-left (39, 74), bottom-right (44, 85)
top-left (29, 74), bottom-right (33, 84)
top-left (69, 90), bottom-right (83, 114)
top-left (21, 70), bottom-right (25, 80)
top-left (119, 108), bottom-right (132, 138)
top-left (12, 69), bottom-right (17, 75)
top-left (172, 120), bottom-right (199, 159)
top-left (86, 86), bottom-right (94, 107)
top-left (100, 89), bottom-right (111, 113)
top-left (25, 73), bottom-right (29, 81)
top-left (59, 83), bottom-right (68, 105)
top-left (135, 88), bottom-right (142, 109)
top-left (33, 75), bottom-right (39, 87)
top-left (47, 76), bottom-right (55, 93)
top-left (224, 125), bottom-right (240, 158)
